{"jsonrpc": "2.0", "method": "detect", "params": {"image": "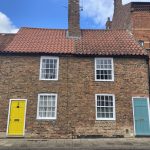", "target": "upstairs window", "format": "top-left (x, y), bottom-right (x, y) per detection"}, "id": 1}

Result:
top-left (40, 56), bottom-right (59, 80)
top-left (95, 58), bottom-right (114, 81)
